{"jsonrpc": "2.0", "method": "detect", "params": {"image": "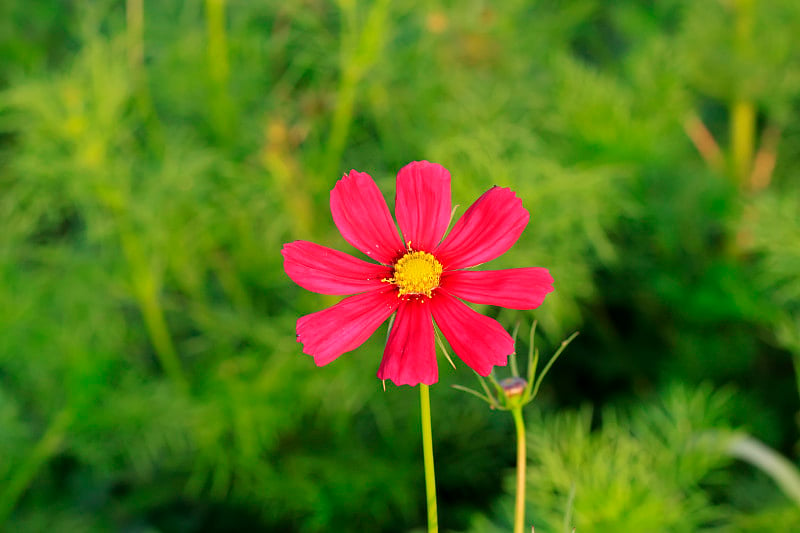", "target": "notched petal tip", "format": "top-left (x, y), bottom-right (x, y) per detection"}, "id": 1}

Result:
top-left (377, 374), bottom-right (438, 387)
top-left (395, 161), bottom-right (452, 251)
top-left (443, 267), bottom-right (554, 310)
top-left (342, 169), bottom-right (372, 181)
top-left (330, 170), bottom-right (404, 263)
top-left (377, 300), bottom-right (438, 386)
top-left (400, 160), bottom-right (448, 174)
top-left (435, 185), bottom-right (530, 269)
